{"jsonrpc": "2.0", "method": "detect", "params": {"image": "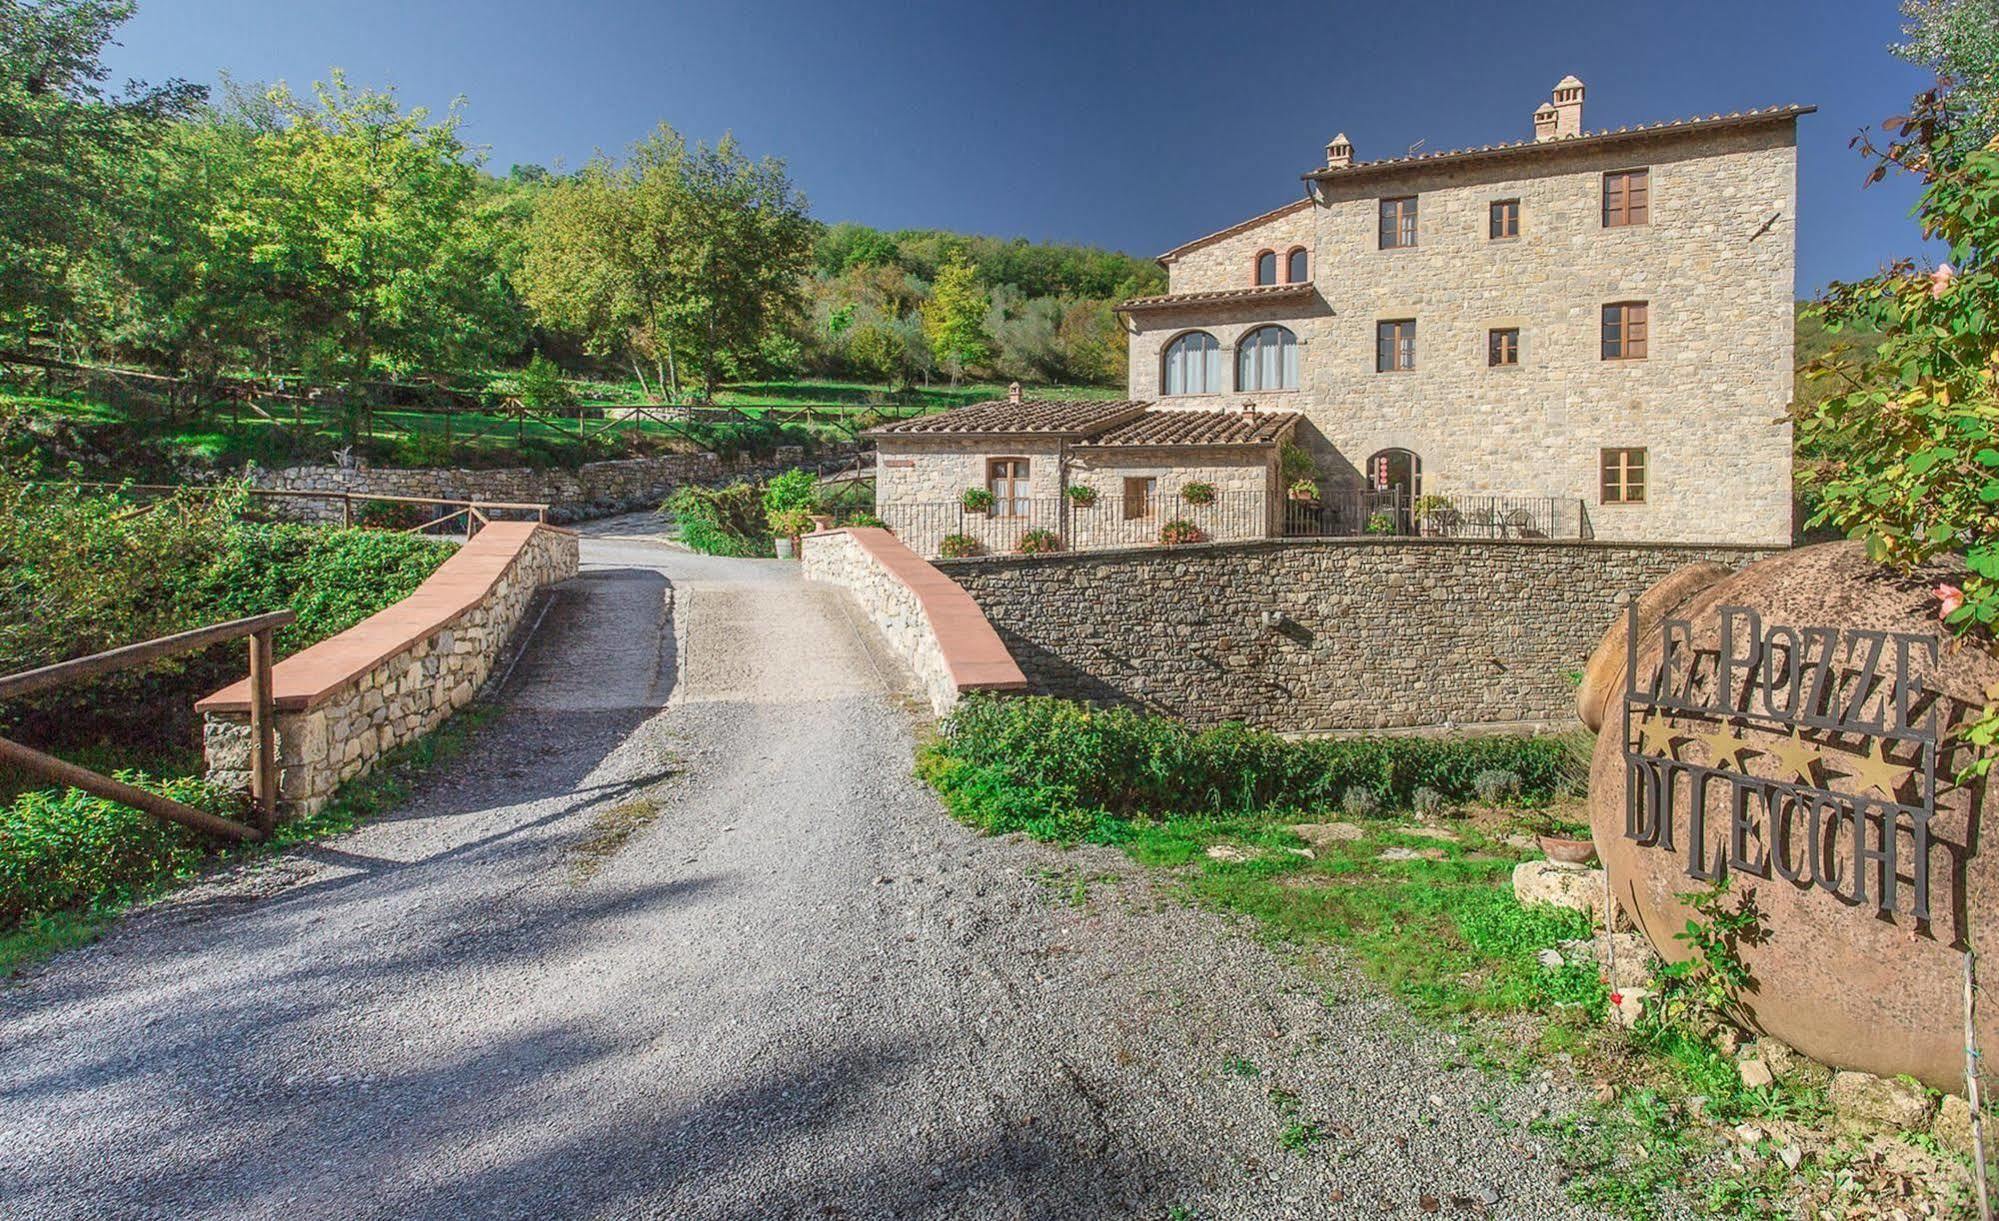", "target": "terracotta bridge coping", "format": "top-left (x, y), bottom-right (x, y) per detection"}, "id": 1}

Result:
top-left (817, 527), bottom-right (1028, 694)
top-left (197, 521), bottom-right (576, 715)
